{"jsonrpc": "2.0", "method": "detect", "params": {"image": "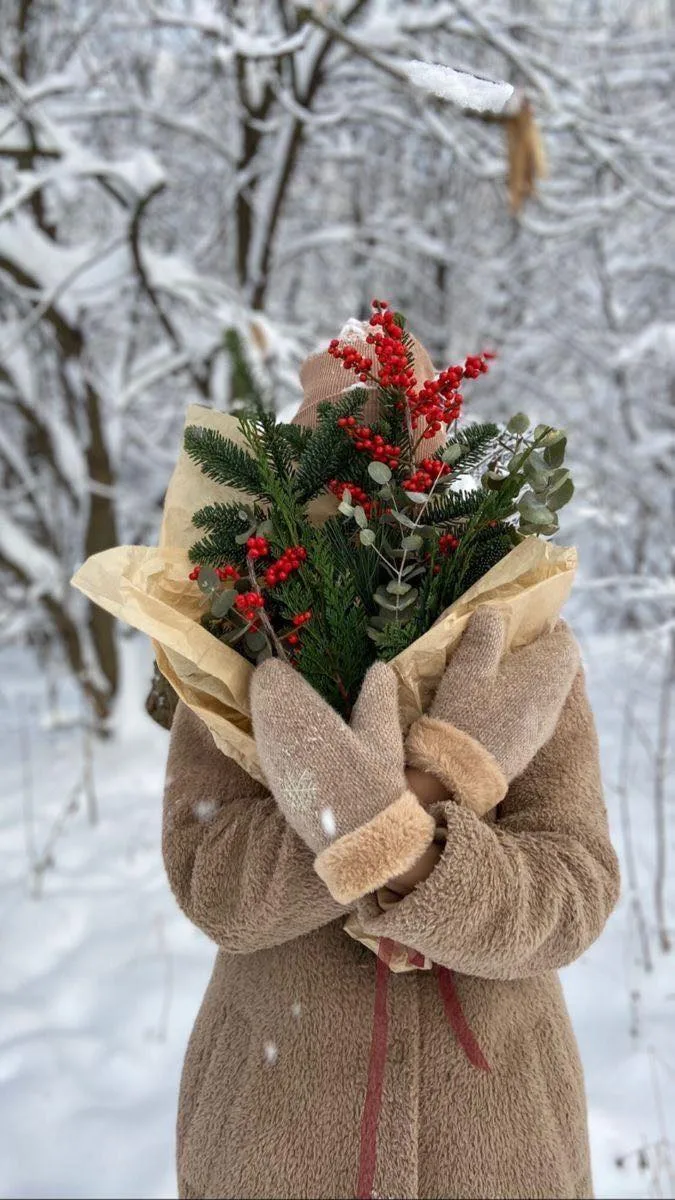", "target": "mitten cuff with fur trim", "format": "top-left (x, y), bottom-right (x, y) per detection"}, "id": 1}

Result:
top-left (314, 790), bottom-right (436, 905)
top-left (406, 716), bottom-right (508, 816)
